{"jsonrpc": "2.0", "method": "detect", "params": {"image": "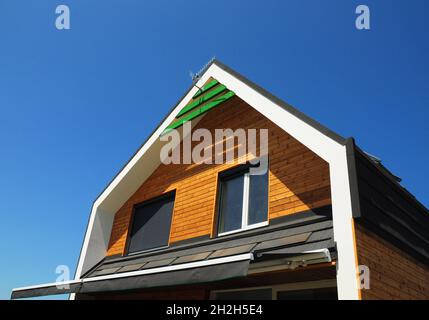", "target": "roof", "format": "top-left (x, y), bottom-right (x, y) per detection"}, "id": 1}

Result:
top-left (83, 207), bottom-right (335, 279)
top-left (347, 140), bottom-right (429, 266)
top-left (11, 208), bottom-right (335, 299)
